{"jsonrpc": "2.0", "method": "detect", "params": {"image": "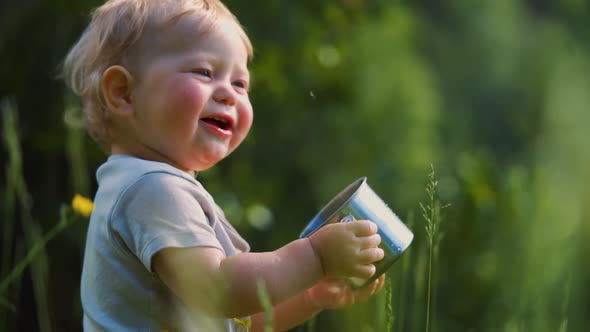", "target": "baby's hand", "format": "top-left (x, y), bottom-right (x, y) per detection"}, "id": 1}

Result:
top-left (308, 220), bottom-right (384, 280)
top-left (306, 275), bottom-right (386, 310)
